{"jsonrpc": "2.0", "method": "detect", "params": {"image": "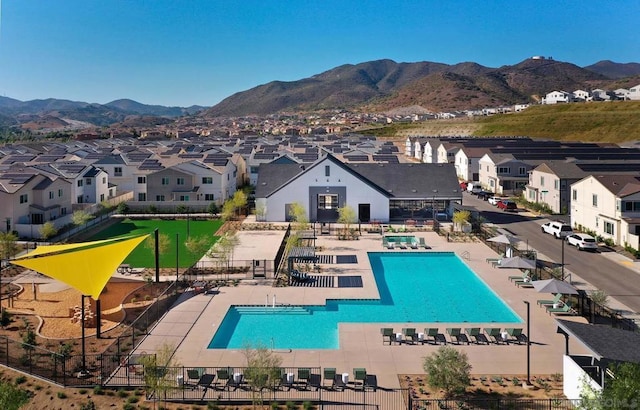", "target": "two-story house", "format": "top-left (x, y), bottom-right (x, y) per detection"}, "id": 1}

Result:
top-left (571, 174), bottom-right (640, 249)
top-left (525, 161), bottom-right (587, 214)
top-left (454, 147), bottom-right (490, 182)
top-left (541, 91), bottom-right (572, 104)
top-left (629, 84), bottom-right (640, 101)
top-left (478, 153), bottom-right (533, 195)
